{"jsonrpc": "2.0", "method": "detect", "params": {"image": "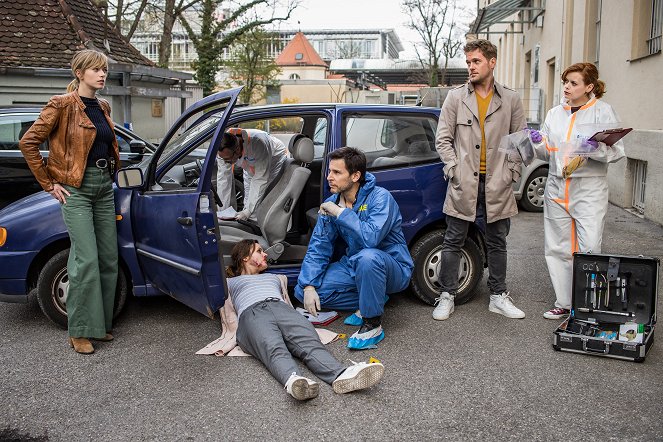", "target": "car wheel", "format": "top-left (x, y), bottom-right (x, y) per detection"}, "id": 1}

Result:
top-left (519, 167), bottom-right (548, 212)
top-left (409, 229), bottom-right (484, 306)
top-left (36, 249), bottom-right (128, 329)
